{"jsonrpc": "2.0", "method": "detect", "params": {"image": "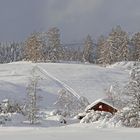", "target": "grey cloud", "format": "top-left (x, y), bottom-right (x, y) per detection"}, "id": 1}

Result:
top-left (0, 0), bottom-right (140, 42)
